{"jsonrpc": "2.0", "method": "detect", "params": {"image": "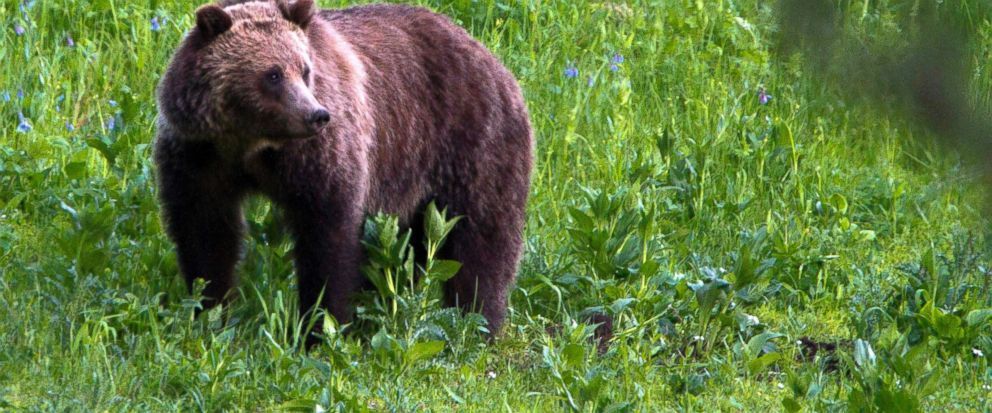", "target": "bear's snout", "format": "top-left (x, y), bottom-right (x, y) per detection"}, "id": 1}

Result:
top-left (307, 108), bottom-right (331, 129)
